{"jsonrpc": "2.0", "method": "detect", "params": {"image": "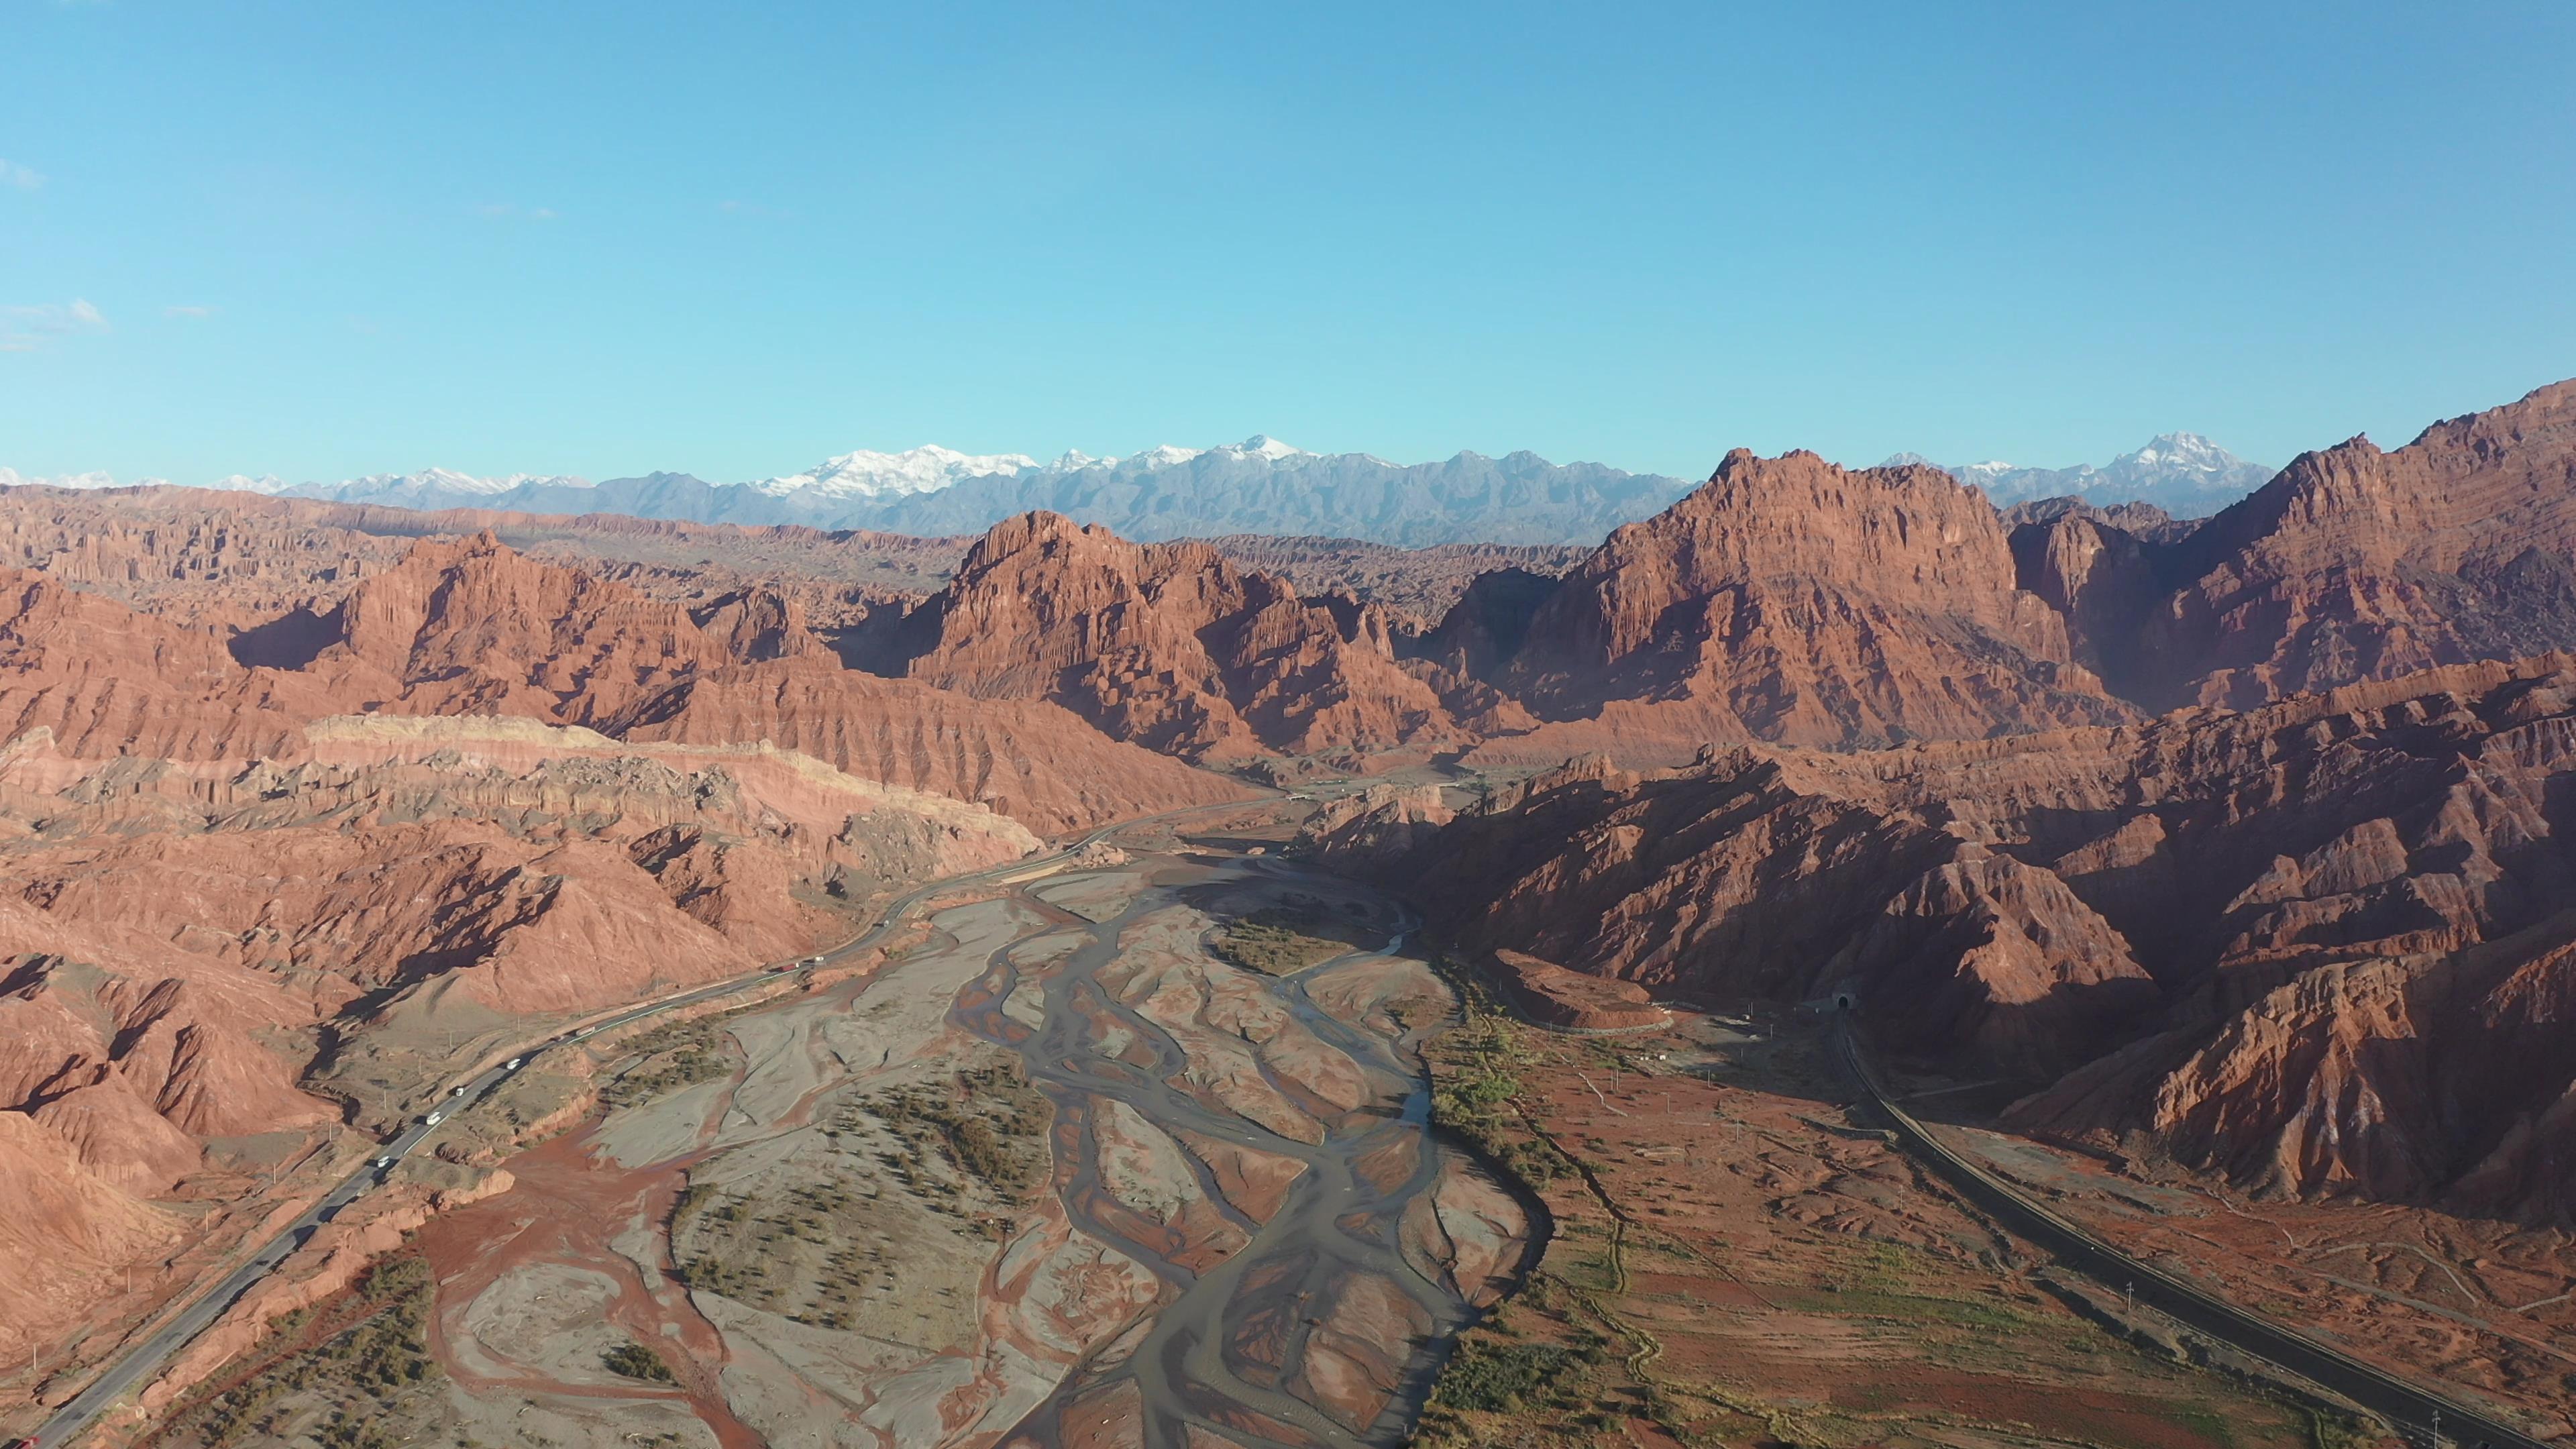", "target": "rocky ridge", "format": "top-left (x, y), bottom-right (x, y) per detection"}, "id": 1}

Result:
top-left (0, 708), bottom-right (1039, 1359)
top-left (875, 511), bottom-right (1462, 761)
top-left (1440, 448), bottom-right (2137, 759)
top-left (1314, 655), bottom-right (2576, 1222)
